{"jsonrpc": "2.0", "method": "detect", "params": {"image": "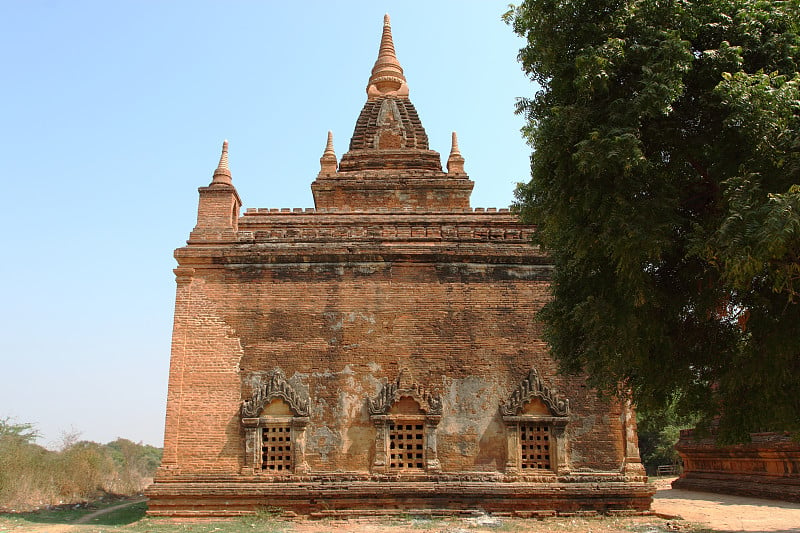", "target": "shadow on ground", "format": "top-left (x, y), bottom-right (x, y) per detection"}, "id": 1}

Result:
top-left (1, 498), bottom-right (146, 526)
